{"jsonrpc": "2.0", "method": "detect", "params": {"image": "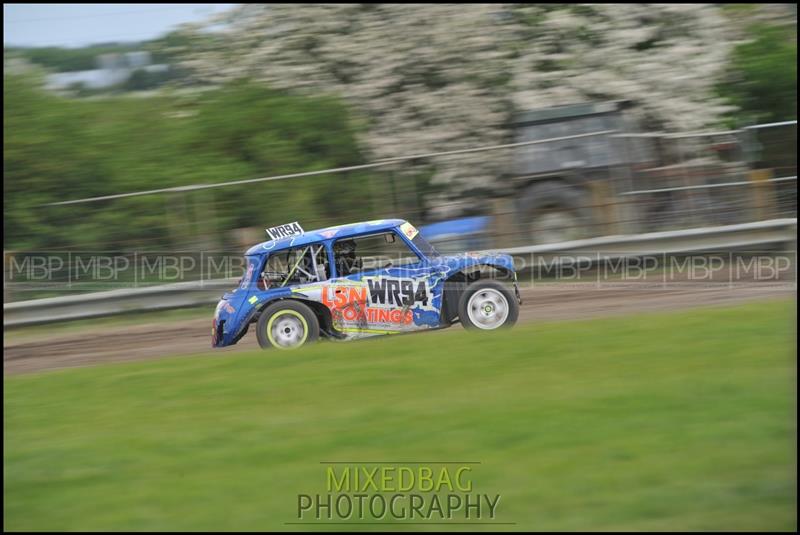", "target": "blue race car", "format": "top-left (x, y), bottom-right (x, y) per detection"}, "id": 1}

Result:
top-left (213, 219), bottom-right (521, 350)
